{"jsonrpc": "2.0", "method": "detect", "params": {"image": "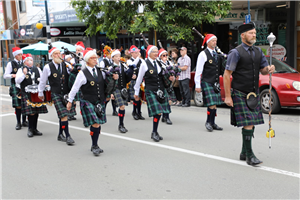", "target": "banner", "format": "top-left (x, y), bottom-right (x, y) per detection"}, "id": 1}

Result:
top-left (50, 27), bottom-right (86, 37)
top-left (13, 25), bottom-right (46, 39)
